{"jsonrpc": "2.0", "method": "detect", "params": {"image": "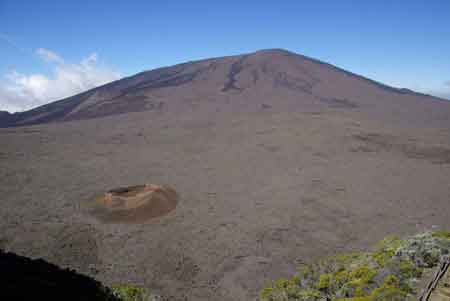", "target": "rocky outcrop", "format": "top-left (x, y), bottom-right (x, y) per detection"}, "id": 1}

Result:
top-left (0, 249), bottom-right (117, 301)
